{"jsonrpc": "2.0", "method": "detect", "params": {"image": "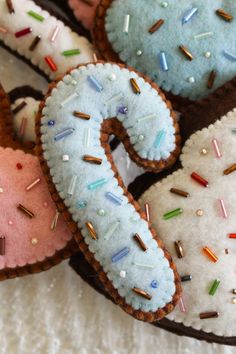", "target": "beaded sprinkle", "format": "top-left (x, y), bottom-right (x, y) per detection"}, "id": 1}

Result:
top-left (12, 101), bottom-right (27, 115)
top-left (88, 75), bottom-right (103, 92)
top-left (73, 111), bottom-right (90, 120)
top-left (133, 233), bottom-right (148, 251)
top-left (202, 246), bottom-right (218, 263)
top-left (159, 51), bottom-right (169, 71)
top-left (26, 178), bottom-right (41, 191)
top-left (132, 287), bottom-right (152, 300)
top-left (212, 138), bottom-right (222, 158)
top-left (191, 172), bottom-right (209, 187)
top-left (83, 155), bottom-right (102, 165)
top-left (199, 311), bottom-right (219, 320)
top-left (17, 204), bottom-right (34, 219)
top-left (123, 14), bottom-right (130, 33)
top-left (0, 236), bottom-right (5, 256)
top-left (27, 10), bottom-right (45, 22)
top-left (85, 221), bottom-right (97, 240)
top-left (209, 279), bottom-right (220, 296)
top-left (29, 35), bottom-right (41, 51)
top-left (104, 221), bottom-right (120, 240)
top-left (182, 7), bottom-right (198, 25)
top-left (45, 56), bottom-right (57, 72)
top-left (163, 208), bottom-right (183, 220)
top-left (223, 164), bottom-right (236, 175)
top-left (6, 0), bottom-right (14, 13)
top-left (15, 27), bottom-right (32, 38)
top-left (174, 241), bottom-right (184, 258)
top-left (112, 247), bottom-right (130, 263)
top-left (105, 192), bottom-right (123, 205)
top-left (130, 78), bottom-right (141, 94)
top-left (62, 49), bottom-right (81, 57)
top-left (148, 19), bottom-right (164, 34)
top-left (216, 8), bottom-right (233, 22)
top-left (179, 45), bottom-right (194, 61)
top-left (170, 188), bottom-right (189, 198)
